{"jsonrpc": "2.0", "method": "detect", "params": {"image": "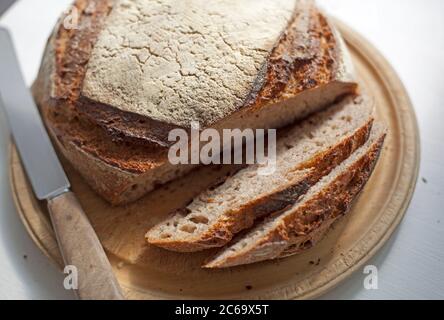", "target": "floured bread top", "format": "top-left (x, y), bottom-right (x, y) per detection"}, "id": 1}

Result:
top-left (81, 0), bottom-right (297, 127)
